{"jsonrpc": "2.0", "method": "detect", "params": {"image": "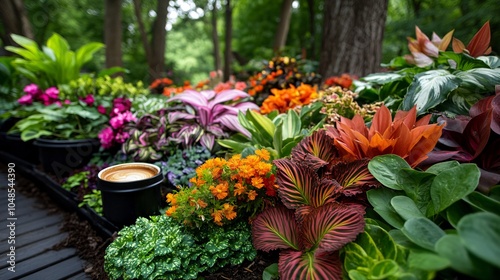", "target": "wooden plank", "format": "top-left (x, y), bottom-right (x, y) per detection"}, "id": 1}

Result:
top-left (0, 214), bottom-right (63, 242)
top-left (0, 247), bottom-right (77, 280)
top-left (8, 223), bottom-right (62, 249)
top-left (68, 271), bottom-right (92, 280)
top-left (20, 256), bottom-right (87, 280)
